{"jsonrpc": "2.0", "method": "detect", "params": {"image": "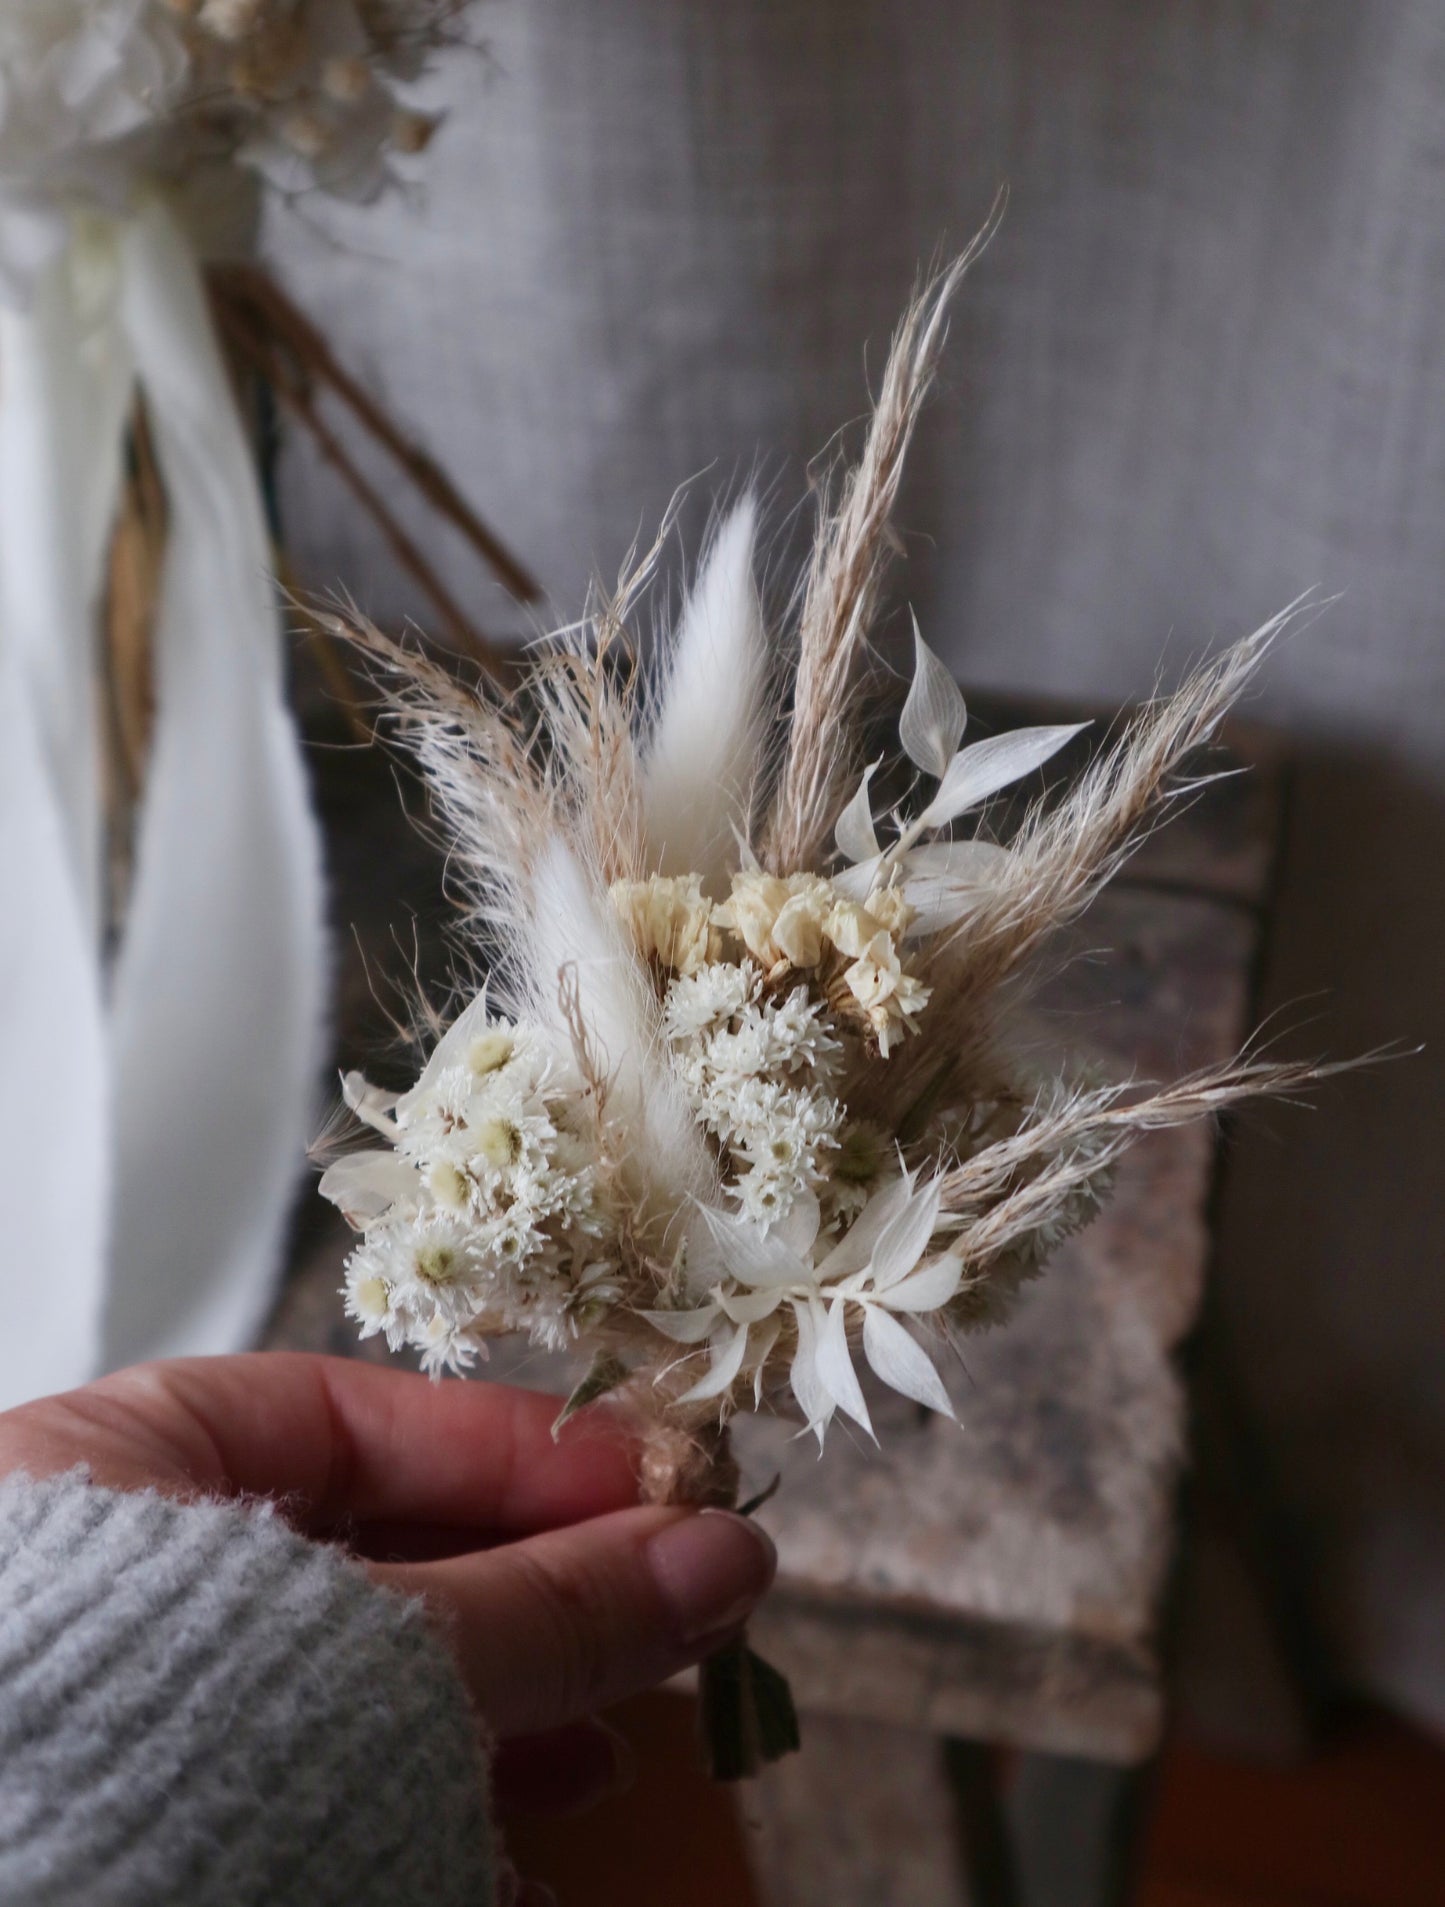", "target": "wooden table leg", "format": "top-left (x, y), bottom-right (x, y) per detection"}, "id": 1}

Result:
top-left (945, 1739), bottom-right (1023, 1907)
top-left (740, 1721), bottom-right (1153, 1907)
top-left (1003, 1752), bottom-right (1154, 1907)
top-left (739, 1713), bottom-right (971, 1907)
